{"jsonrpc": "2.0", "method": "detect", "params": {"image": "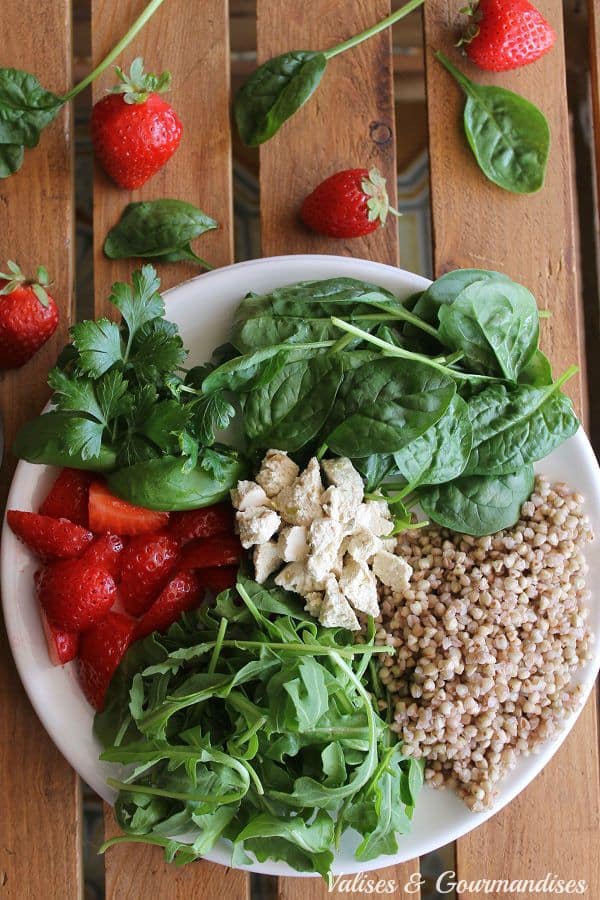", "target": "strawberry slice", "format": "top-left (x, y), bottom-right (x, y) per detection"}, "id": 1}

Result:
top-left (39, 468), bottom-right (92, 526)
top-left (179, 534), bottom-right (242, 570)
top-left (202, 566), bottom-right (238, 593)
top-left (120, 532), bottom-right (180, 616)
top-left (36, 559), bottom-right (117, 630)
top-left (7, 510), bottom-right (93, 561)
top-left (89, 481), bottom-right (169, 536)
top-left (135, 571), bottom-right (204, 639)
top-left (78, 612), bottom-right (137, 711)
top-left (169, 504), bottom-right (234, 545)
top-left (41, 612), bottom-right (79, 666)
top-left (82, 533), bottom-right (125, 581)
